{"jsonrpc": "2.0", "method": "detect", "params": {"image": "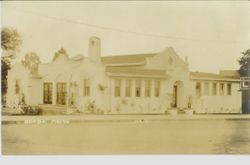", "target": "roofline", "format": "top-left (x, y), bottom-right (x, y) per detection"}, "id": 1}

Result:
top-left (105, 62), bottom-right (146, 67)
top-left (101, 53), bottom-right (157, 58)
top-left (191, 77), bottom-right (240, 82)
top-left (106, 72), bottom-right (168, 79)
